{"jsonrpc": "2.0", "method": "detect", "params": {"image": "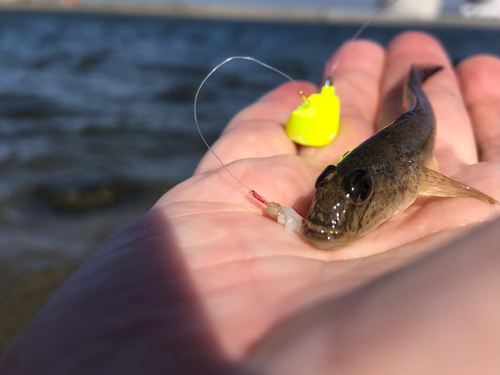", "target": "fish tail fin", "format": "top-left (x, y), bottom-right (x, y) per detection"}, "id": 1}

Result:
top-left (404, 65), bottom-right (443, 110)
top-left (409, 65), bottom-right (443, 86)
